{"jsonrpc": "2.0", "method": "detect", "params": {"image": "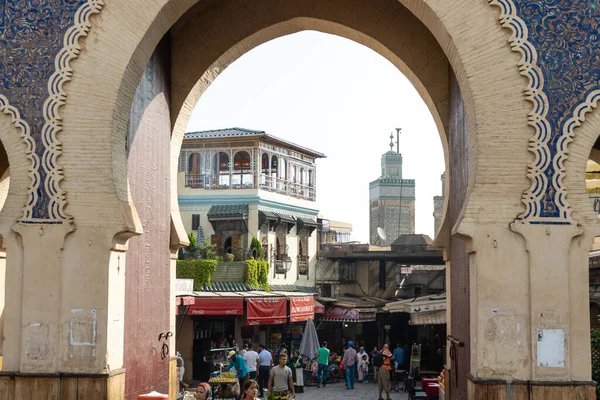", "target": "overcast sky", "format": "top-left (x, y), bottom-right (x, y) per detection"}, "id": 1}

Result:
top-left (186, 31), bottom-right (445, 242)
